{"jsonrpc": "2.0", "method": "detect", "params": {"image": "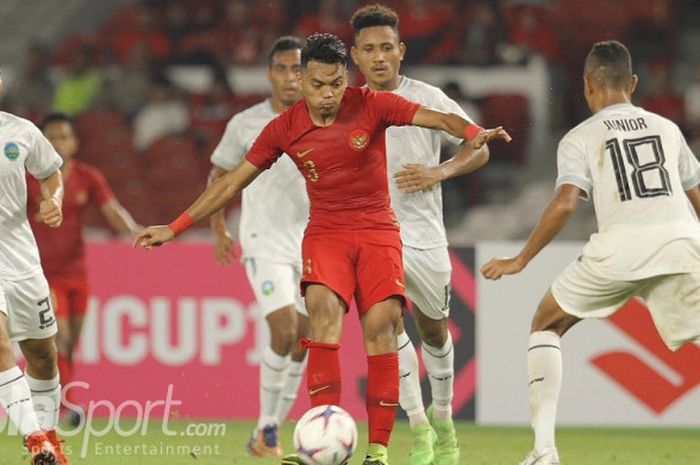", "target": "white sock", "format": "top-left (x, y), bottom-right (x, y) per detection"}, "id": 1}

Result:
top-left (397, 331), bottom-right (428, 426)
top-left (26, 373), bottom-right (60, 431)
top-left (0, 367), bottom-right (41, 436)
top-left (422, 331), bottom-right (454, 422)
top-left (256, 346), bottom-right (290, 432)
top-left (274, 355), bottom-right (307, 425)
top-left (527, 331), bottom-right (562, 451)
